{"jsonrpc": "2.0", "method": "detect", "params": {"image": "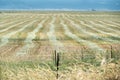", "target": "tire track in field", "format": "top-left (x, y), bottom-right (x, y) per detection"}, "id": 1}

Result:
top-left (47, 17), bottom-right (63, 52)
top-left (60, 18), bottom-right (104, 52)
top-left (0, 21), bottom-right (36, 47)
top-left (66, 16), bottom-right (120, 44)
top-left (16, 18), bottom-right (47, 55)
